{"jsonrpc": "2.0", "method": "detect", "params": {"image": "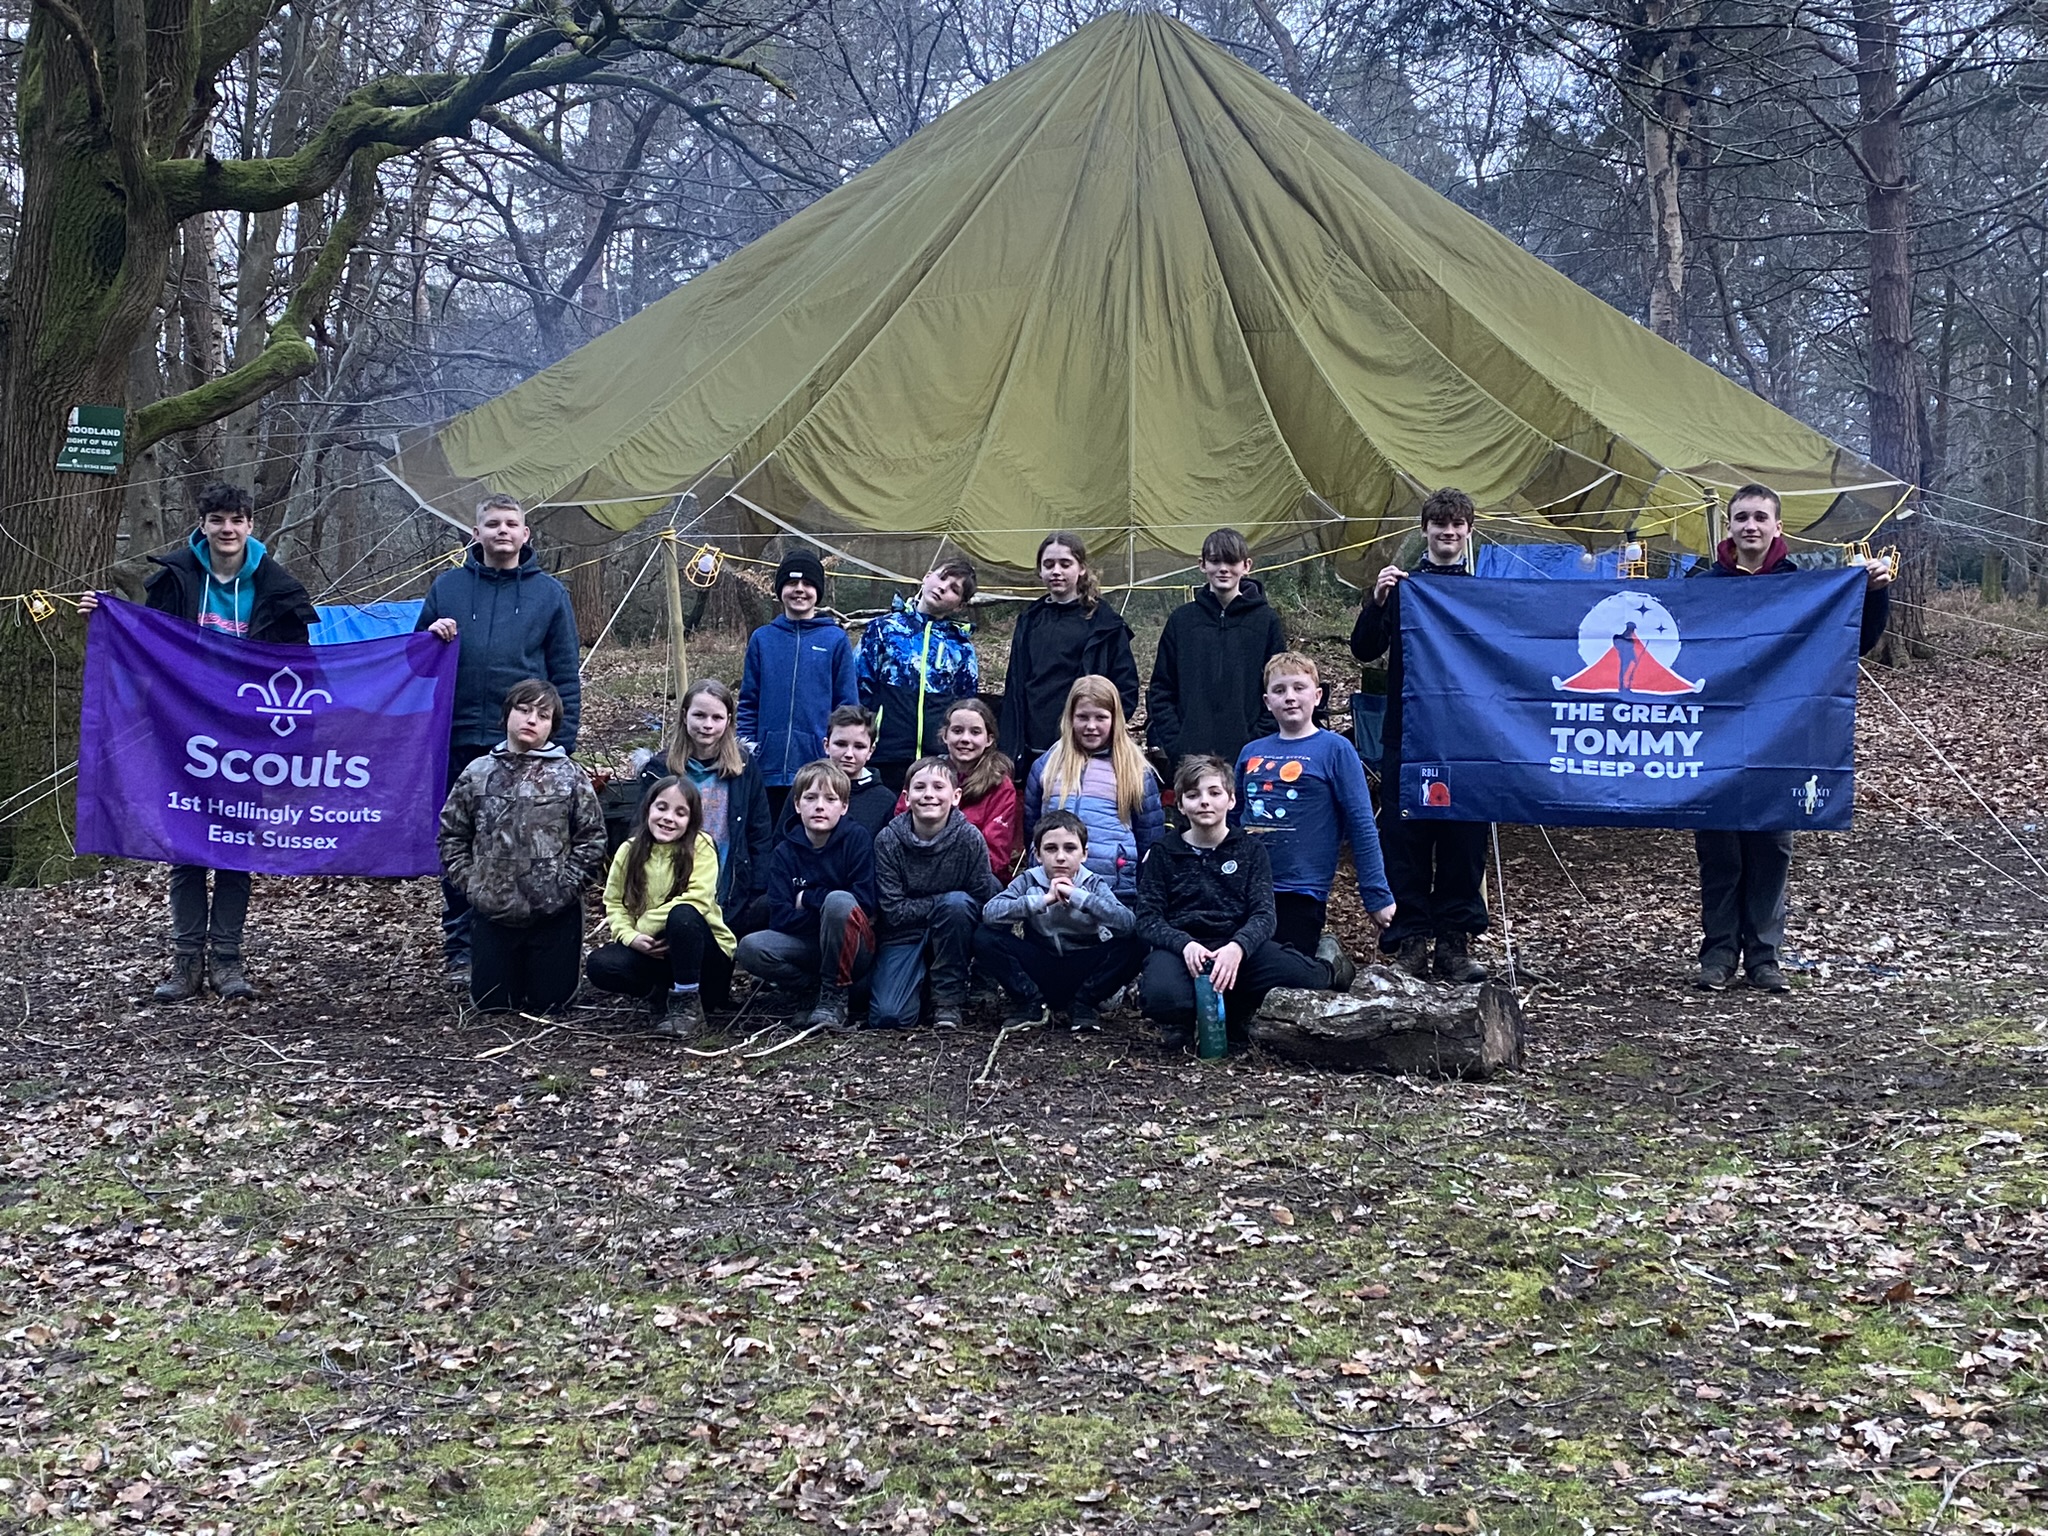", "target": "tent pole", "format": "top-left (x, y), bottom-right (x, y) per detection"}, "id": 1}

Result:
top-left (662, 530), bottom-right (690, 717)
